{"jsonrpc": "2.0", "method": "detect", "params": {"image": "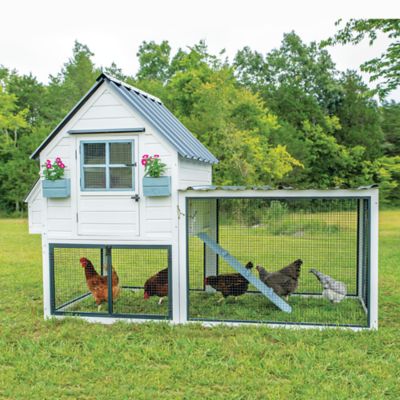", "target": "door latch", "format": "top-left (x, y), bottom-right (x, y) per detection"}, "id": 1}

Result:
top-left (131, 194), bottom-right (140, 202)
